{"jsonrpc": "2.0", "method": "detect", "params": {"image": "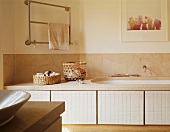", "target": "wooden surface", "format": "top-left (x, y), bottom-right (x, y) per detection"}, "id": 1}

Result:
top-left (45, 117), bottom-right (62, 132)
top-left (0, 102), bottom-right (65, 132)
top-left (62, 125), bottom-right (170, 132)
